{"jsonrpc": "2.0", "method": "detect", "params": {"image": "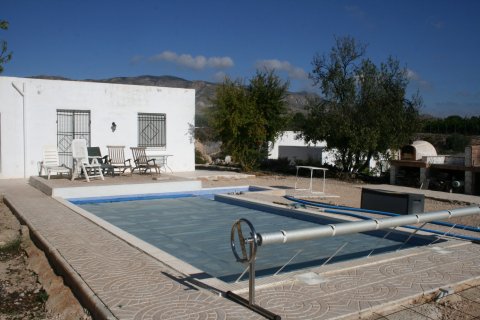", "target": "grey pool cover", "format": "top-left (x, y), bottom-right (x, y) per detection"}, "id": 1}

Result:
top-left (78, 196), bottom-right (430, 282)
